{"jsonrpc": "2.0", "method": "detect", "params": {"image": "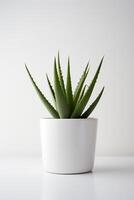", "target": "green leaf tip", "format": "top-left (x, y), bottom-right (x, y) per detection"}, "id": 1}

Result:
top-left (57, 53), bottom-right (66, 95)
